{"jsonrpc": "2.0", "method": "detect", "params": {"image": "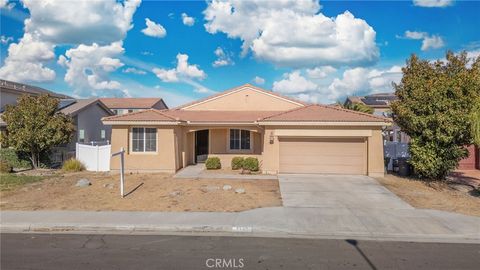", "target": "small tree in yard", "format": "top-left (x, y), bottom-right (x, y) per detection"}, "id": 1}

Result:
top-left (1, 94), bottom-right (75, 168)
top-left (391, 51), bottom-right (480, 180)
